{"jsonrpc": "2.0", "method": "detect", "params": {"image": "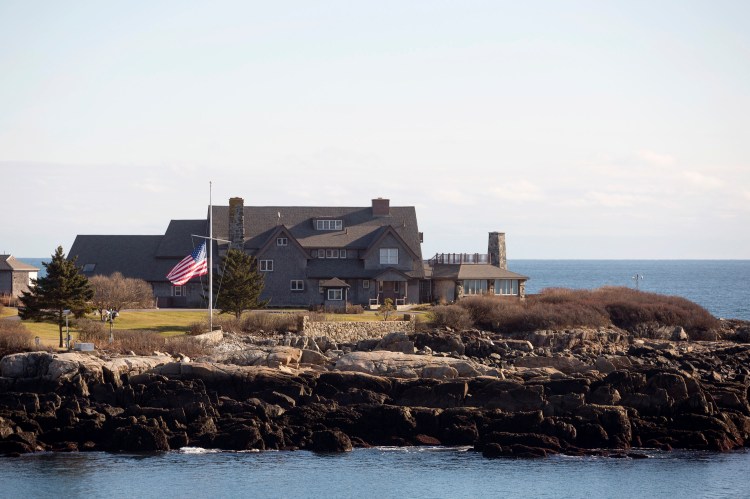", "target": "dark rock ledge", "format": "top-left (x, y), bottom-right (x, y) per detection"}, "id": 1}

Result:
top-left (2, 325), bottom-right (750, 459)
